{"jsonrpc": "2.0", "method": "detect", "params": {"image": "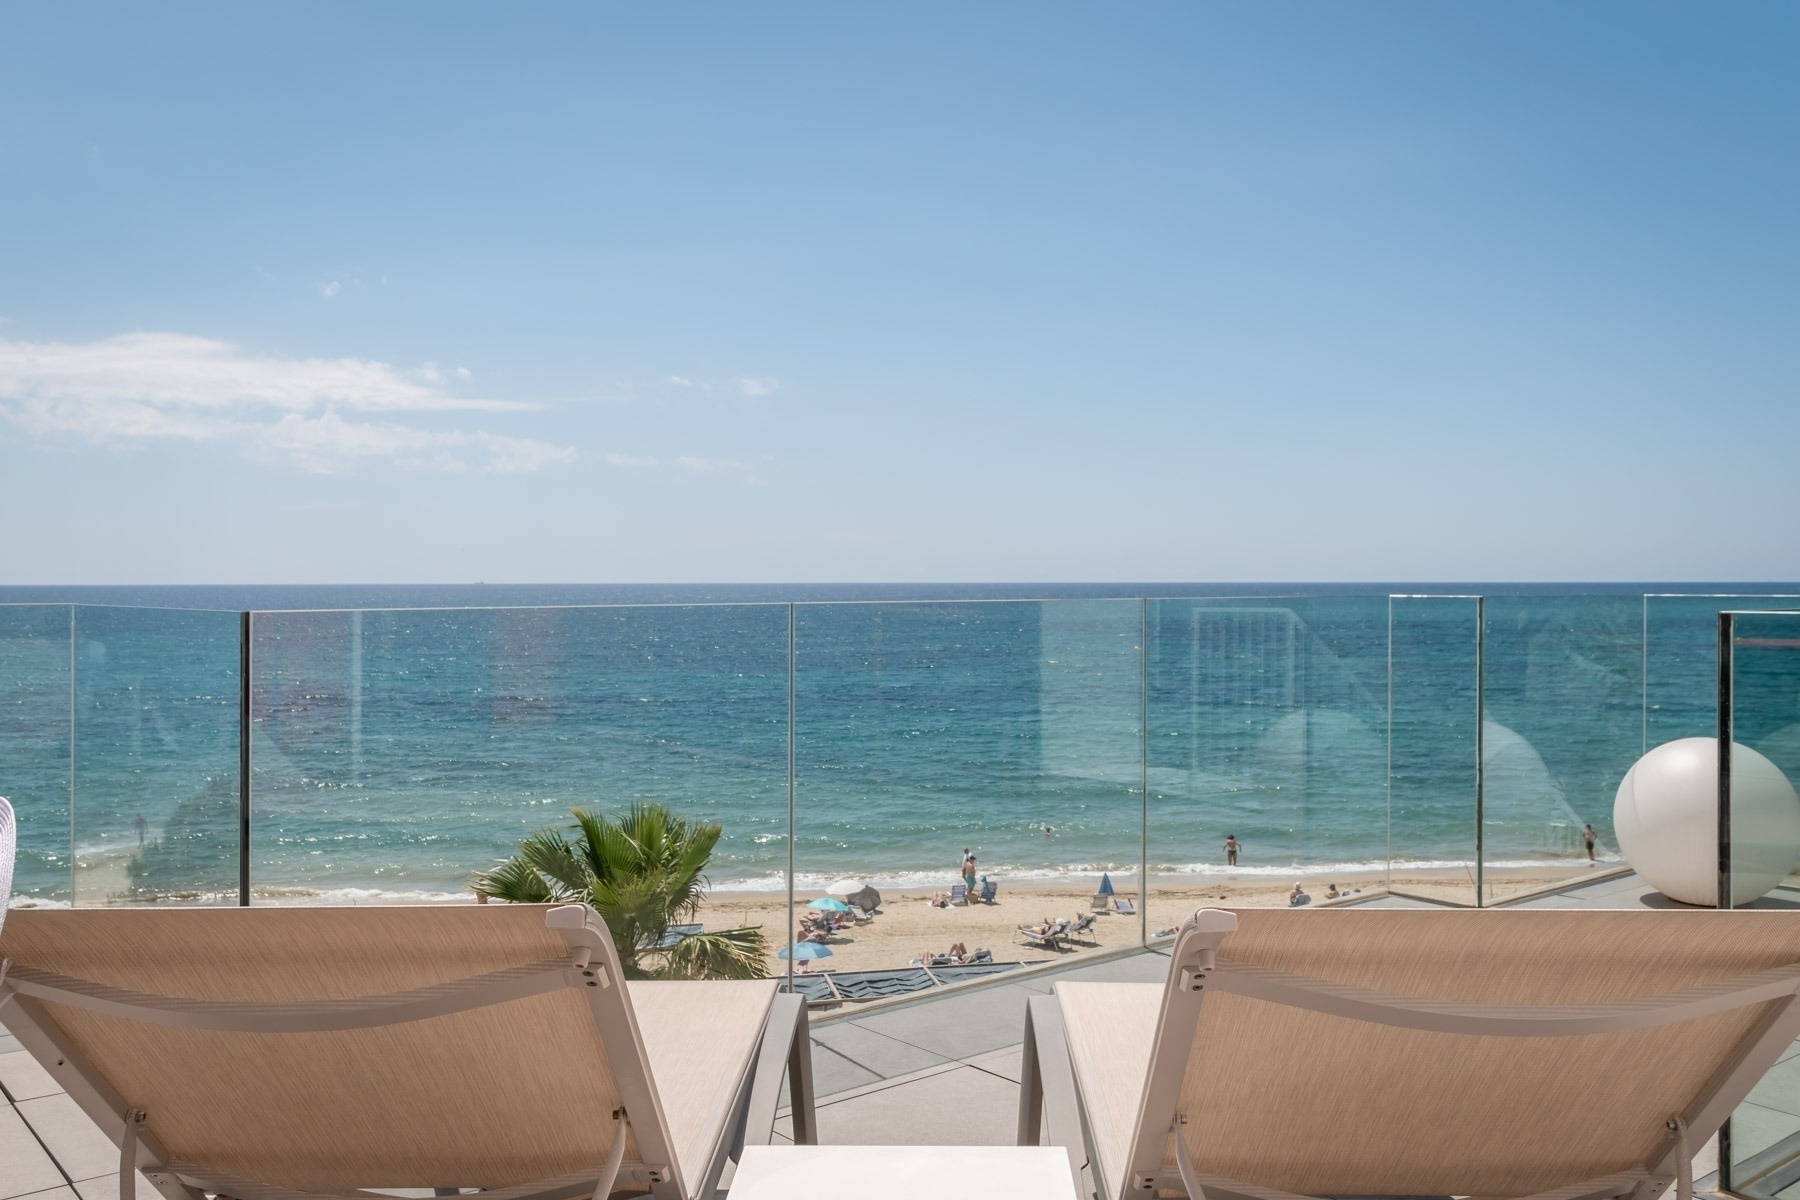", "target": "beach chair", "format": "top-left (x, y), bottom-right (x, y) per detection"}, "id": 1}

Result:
top-left (948, 883), bottom-right (968, 906)
top-left (980, 876), bottom-right (998, 904)
top-left (0, 902), bottom-right (817, 1200)
top-left (1019, 907), bottom-right (1800, 1200)
top-left (1016, 919), bottom-right (1070, 953)
top-left (1066, 912), bottom-right (1098, 946)
top-left (1111, 896), bottom-right (1134, 916)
